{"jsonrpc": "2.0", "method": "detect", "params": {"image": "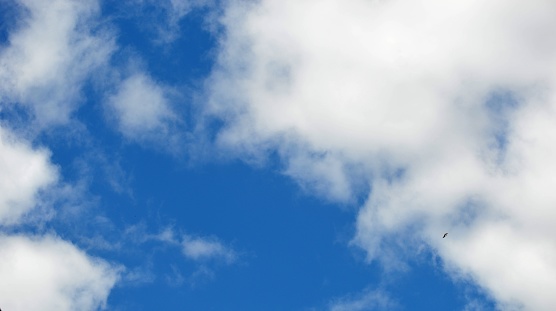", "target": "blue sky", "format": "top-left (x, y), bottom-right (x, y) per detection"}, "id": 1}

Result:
top-left (1, 0), bottom-right (556, 310)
